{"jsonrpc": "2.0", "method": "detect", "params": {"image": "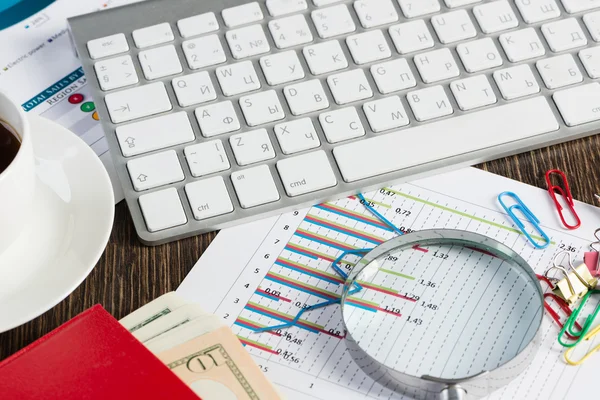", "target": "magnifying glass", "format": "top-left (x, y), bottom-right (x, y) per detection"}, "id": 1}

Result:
top-left (341, 229), bottom-right (543, 399)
